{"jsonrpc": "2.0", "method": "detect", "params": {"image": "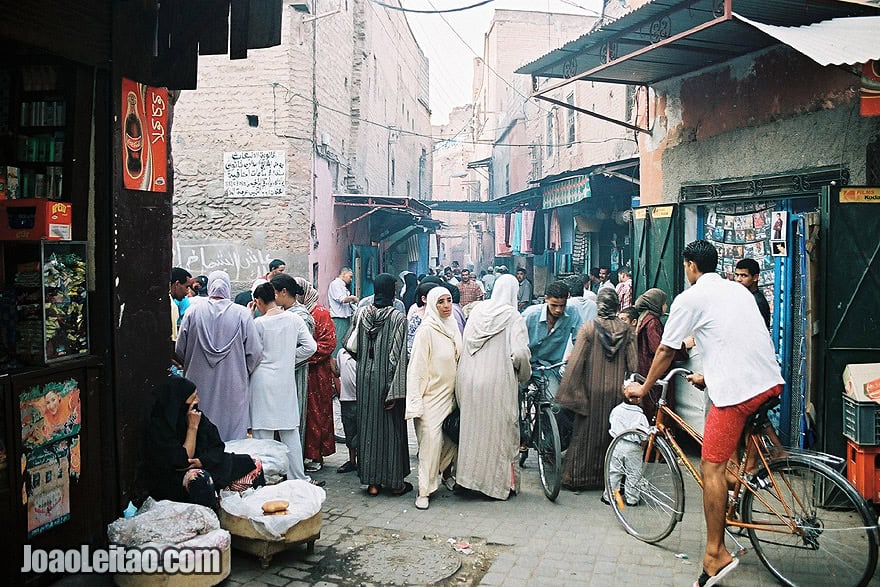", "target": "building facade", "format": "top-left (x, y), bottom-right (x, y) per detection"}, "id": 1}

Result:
top-left (172, 0), bottom-right (433, 296)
